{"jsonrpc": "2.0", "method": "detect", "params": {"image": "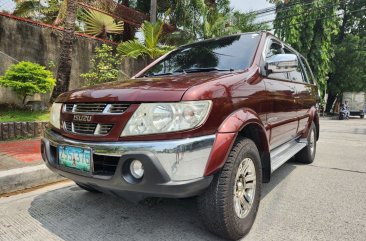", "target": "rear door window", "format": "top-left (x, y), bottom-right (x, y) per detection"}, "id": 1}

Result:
top-left (300, 56), bottom-right (315, 84)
